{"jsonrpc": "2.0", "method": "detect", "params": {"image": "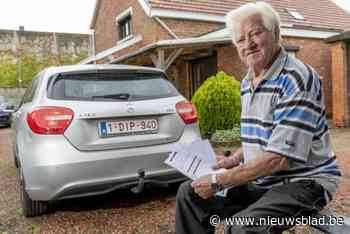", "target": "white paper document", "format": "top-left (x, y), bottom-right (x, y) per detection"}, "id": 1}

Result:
top-left (164, 139), bottom-right (228, 197)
